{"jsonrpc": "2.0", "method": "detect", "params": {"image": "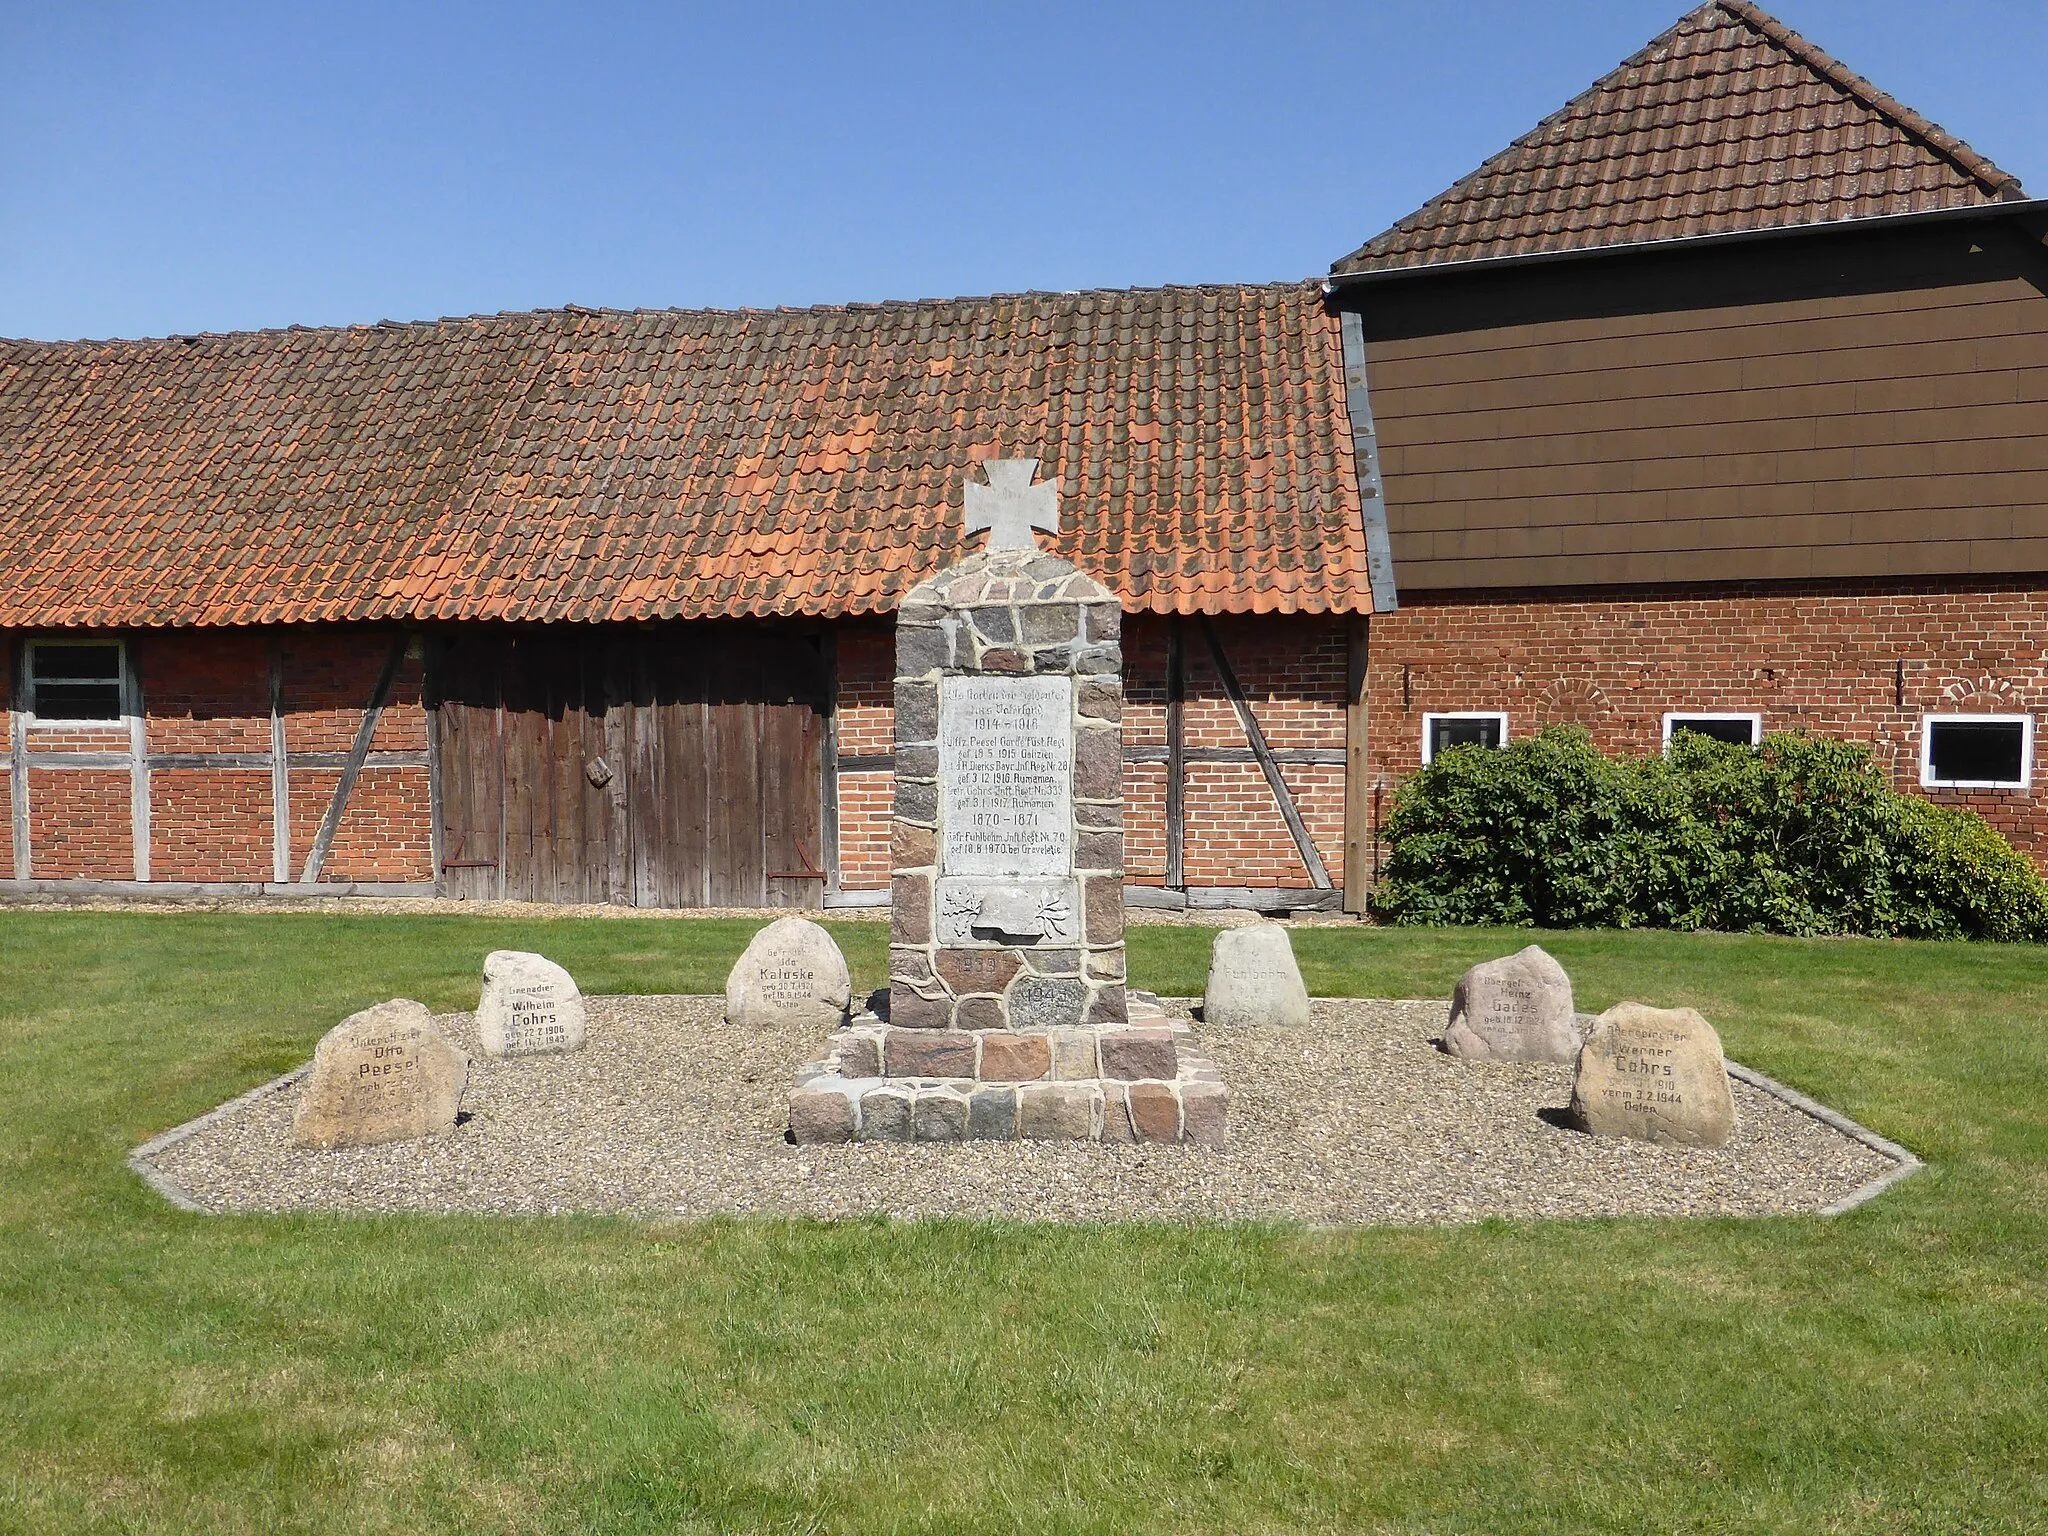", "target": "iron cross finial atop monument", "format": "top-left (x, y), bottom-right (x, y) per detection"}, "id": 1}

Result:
top-left (964, 457), bottom-right (1060, 553)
